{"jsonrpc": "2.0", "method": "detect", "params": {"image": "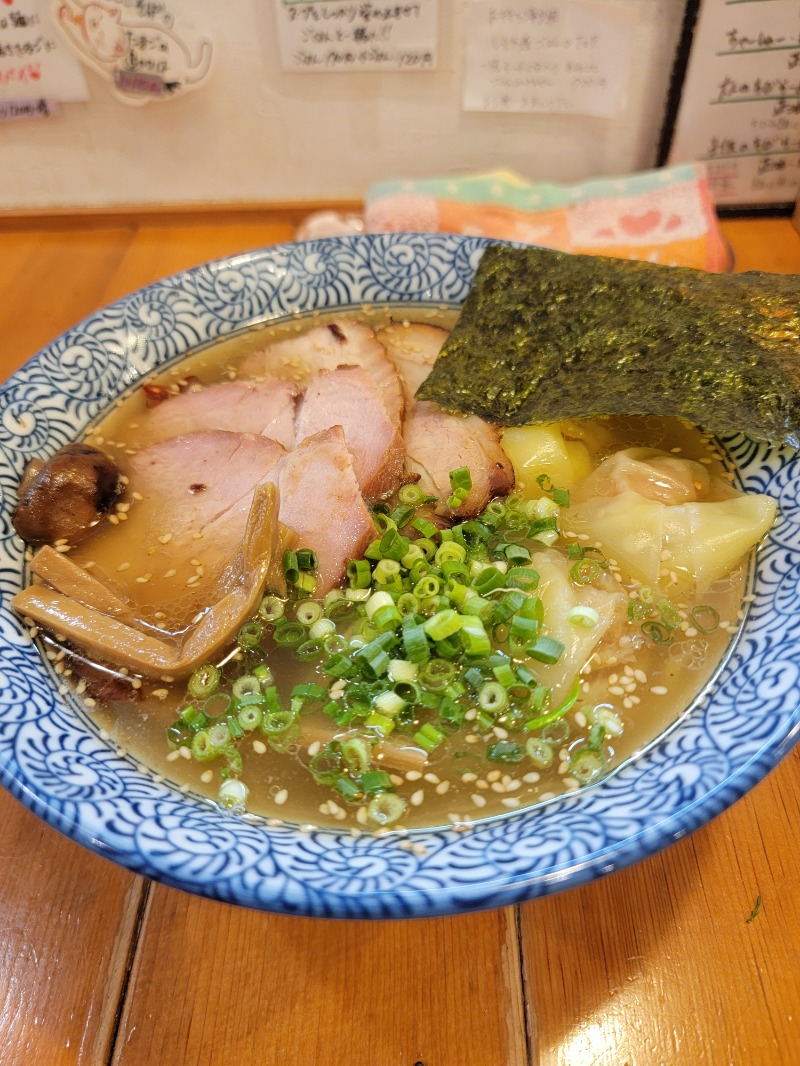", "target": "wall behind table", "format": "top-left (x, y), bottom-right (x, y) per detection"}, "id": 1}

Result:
top-left (2, 0), bottom-right (687, 213)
